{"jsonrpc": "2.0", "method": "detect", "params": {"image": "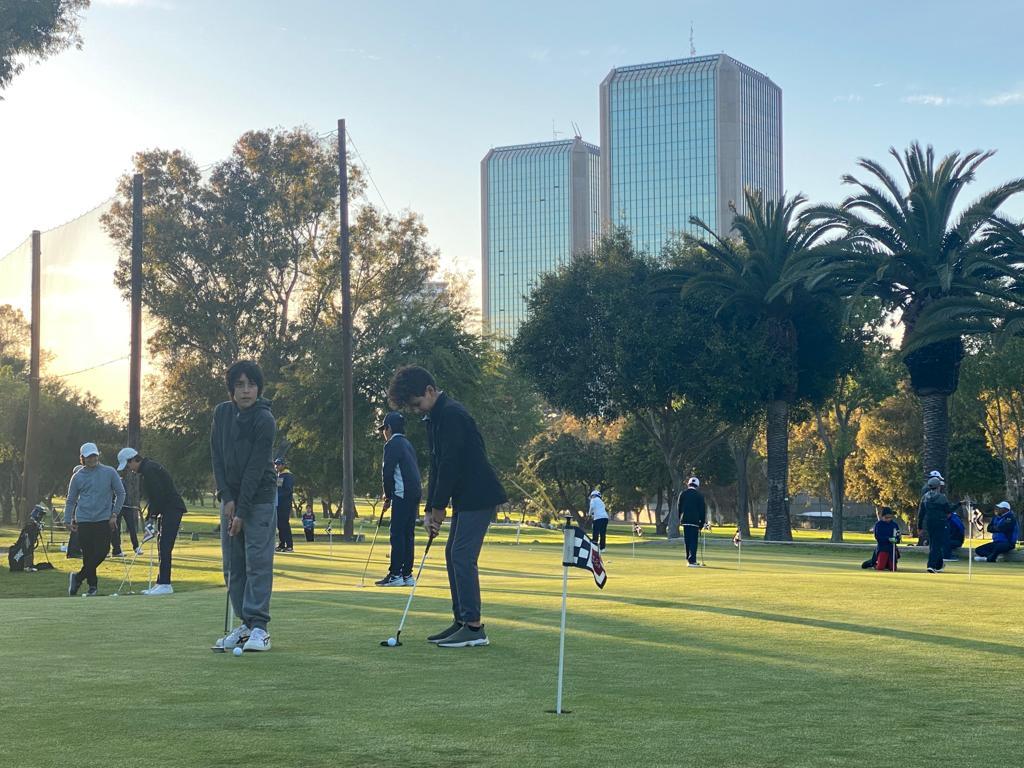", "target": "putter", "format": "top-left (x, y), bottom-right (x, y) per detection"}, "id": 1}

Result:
top-left (358, 501), bottom-right (390, 587)
top-left (381, 532), bottom-right (437, 647)
top-left (112, 545), bottom-right (144, 596)
top-left (212, 531), bottom-right (234, 653)
top-left (701, 526), bottom-right (707, 566)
